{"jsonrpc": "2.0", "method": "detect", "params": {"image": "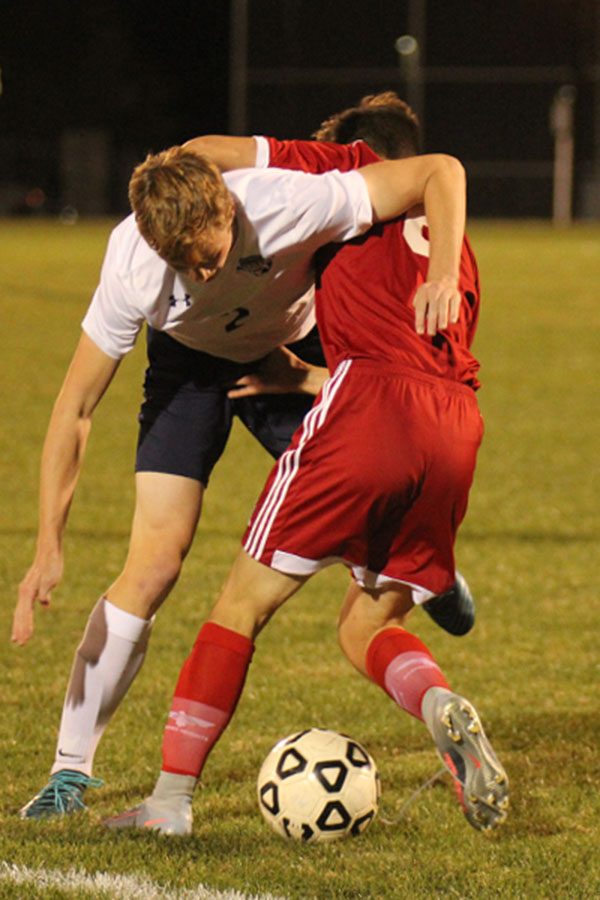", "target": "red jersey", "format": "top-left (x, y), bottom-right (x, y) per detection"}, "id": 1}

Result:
top-left (265, 137), bottom-right (481, 389)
